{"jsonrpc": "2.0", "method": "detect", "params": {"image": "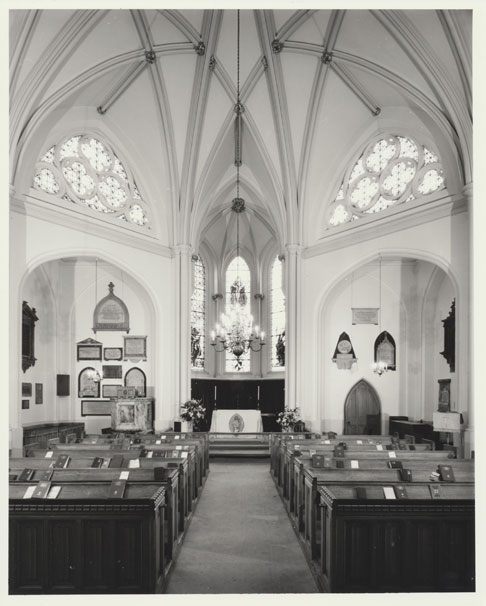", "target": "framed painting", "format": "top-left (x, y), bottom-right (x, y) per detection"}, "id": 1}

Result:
top-left (103, 365), bottom-right (123, 379)
top-left (78, 367), bottom-right (101, 398)
top-left (81, 399), bottom-right (112, 416)
top-left (104, 347), bottom-right (123, 361)
top-left (438, 379), bottom-right (451, 412)
top-left (125, 367), bottom-right (147, 397)
top-left (22, 399), bottom-right (30, 410)
top-left (102, 384), bottom-right (122, 398)
top-left (123, 335), bottom-right (147, 361)
top-left (35, 383), bottom-right (43, 404)
top-left (22, 382), bottom-right (32, 397)
top-left (77, 338), bottom-right (103, 361)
